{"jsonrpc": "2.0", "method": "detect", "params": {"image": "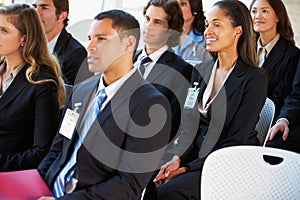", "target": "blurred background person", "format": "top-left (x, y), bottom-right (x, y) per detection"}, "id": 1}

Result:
top-left (250, 0), bottom-right (300, 118)
top-left (173, 0), bottom-right (212, 66)
top-left (0, 4), bottom-right (65, 171)
top-left (33, 0), bottom-right (92, 85)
